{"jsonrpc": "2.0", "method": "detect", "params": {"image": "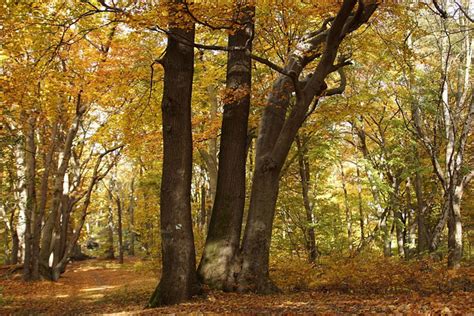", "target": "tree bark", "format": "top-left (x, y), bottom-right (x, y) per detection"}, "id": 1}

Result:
top-left (391, 178), bottom-right (405, 258)
top-left (23, 115), bottom-right (37, 280)
top-left (148, 1), bottom-right (200, 306)
top-left (448, 184), bottom-right (463, 268)
top-left (116, 195), bottom-right (124, 264)
top-left (340, 162), bottom-right (353, 251)
top-left (39, 96), bottom-right (85, 270)
top-left (128, 178), bottom-right (135, 256)
top-left (11, 228), bottom-right (19, 265)
top-left (356, 165), bottom-right (365, 241)
top-left (199, 182), bottom-right (207, 230)
top-left (413, 155), bottom-right (430, 253)
top-left (198, 2), bottom-right (254, 291)
top-left (105, 185), bottom-right (115, 260)
top-left (31, 121), bottom-right (58, 279)
top-left (14, 142), bottom-right (27, 265)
